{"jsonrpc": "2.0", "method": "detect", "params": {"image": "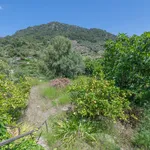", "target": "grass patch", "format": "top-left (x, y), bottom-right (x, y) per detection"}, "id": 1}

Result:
top-left (42, 115), bottom-right (122, 150)
top-left (42, 86), bottom-right (71, 106)
top-left (42, 87), bottom-right (60, 99)
top-left (57, 93), bottom-right (70, 105)
top-left (27, 77), bottom-right (47, 86)
top-left (133, 106), bottom-right (150, 149)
